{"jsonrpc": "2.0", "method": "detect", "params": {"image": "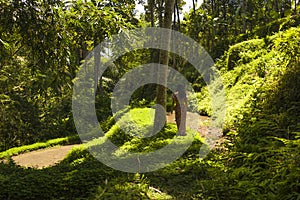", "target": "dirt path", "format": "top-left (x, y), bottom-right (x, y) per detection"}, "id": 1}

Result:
top-left (166, 112), bottom-right (211, 136)
top-left (167, 112), bottom-right (224, 148)
top-left (12, 112), bottom-right (219, 169)
top-left (12, 144), bottom-right (80, 169)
